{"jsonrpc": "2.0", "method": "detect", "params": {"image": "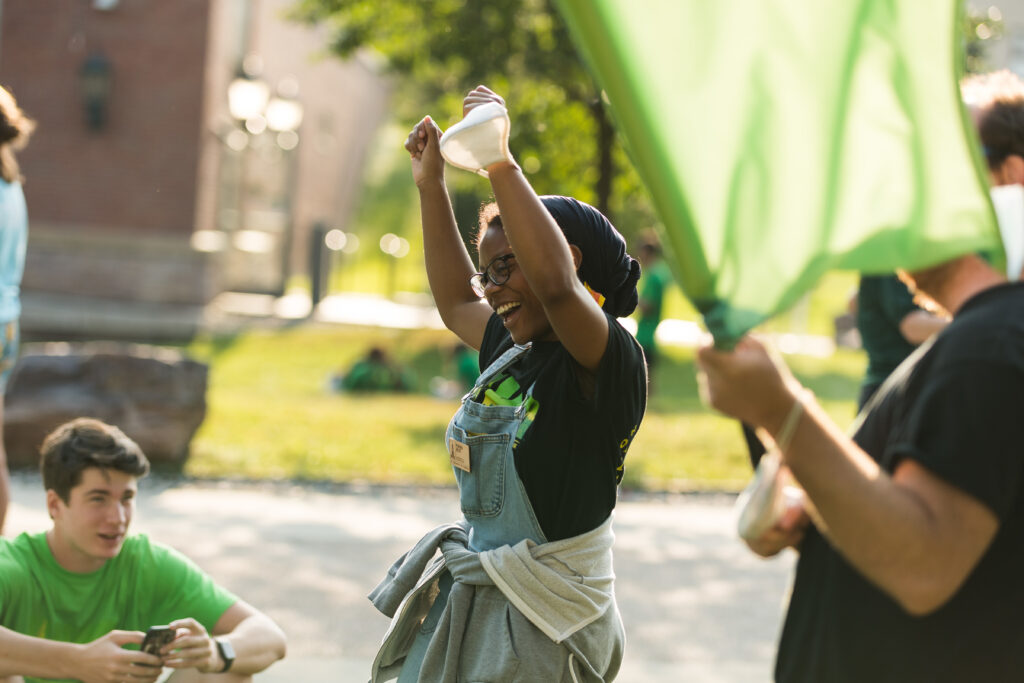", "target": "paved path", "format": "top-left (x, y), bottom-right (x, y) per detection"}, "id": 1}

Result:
top-left (7, 473), bottom-right (794, 682)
